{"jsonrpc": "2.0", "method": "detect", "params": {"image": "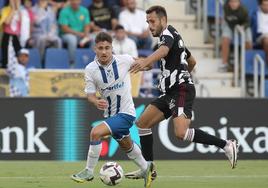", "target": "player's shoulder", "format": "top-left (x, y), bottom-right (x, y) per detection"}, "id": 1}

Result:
top-left (114, 54), bottom-right (134, 63)
top-left (162, 25), bottom-right (180, 38)
top-left (85, 60), bottom-right (98, 72)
